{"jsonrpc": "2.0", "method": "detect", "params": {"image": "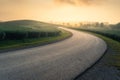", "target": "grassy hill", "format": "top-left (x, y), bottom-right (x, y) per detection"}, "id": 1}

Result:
top-left (0, 20), bottom-right (60, 40)
top-left (0, 20), bottom-right (72, 51)
top-left (0, 20), bottom-right (59, 32)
